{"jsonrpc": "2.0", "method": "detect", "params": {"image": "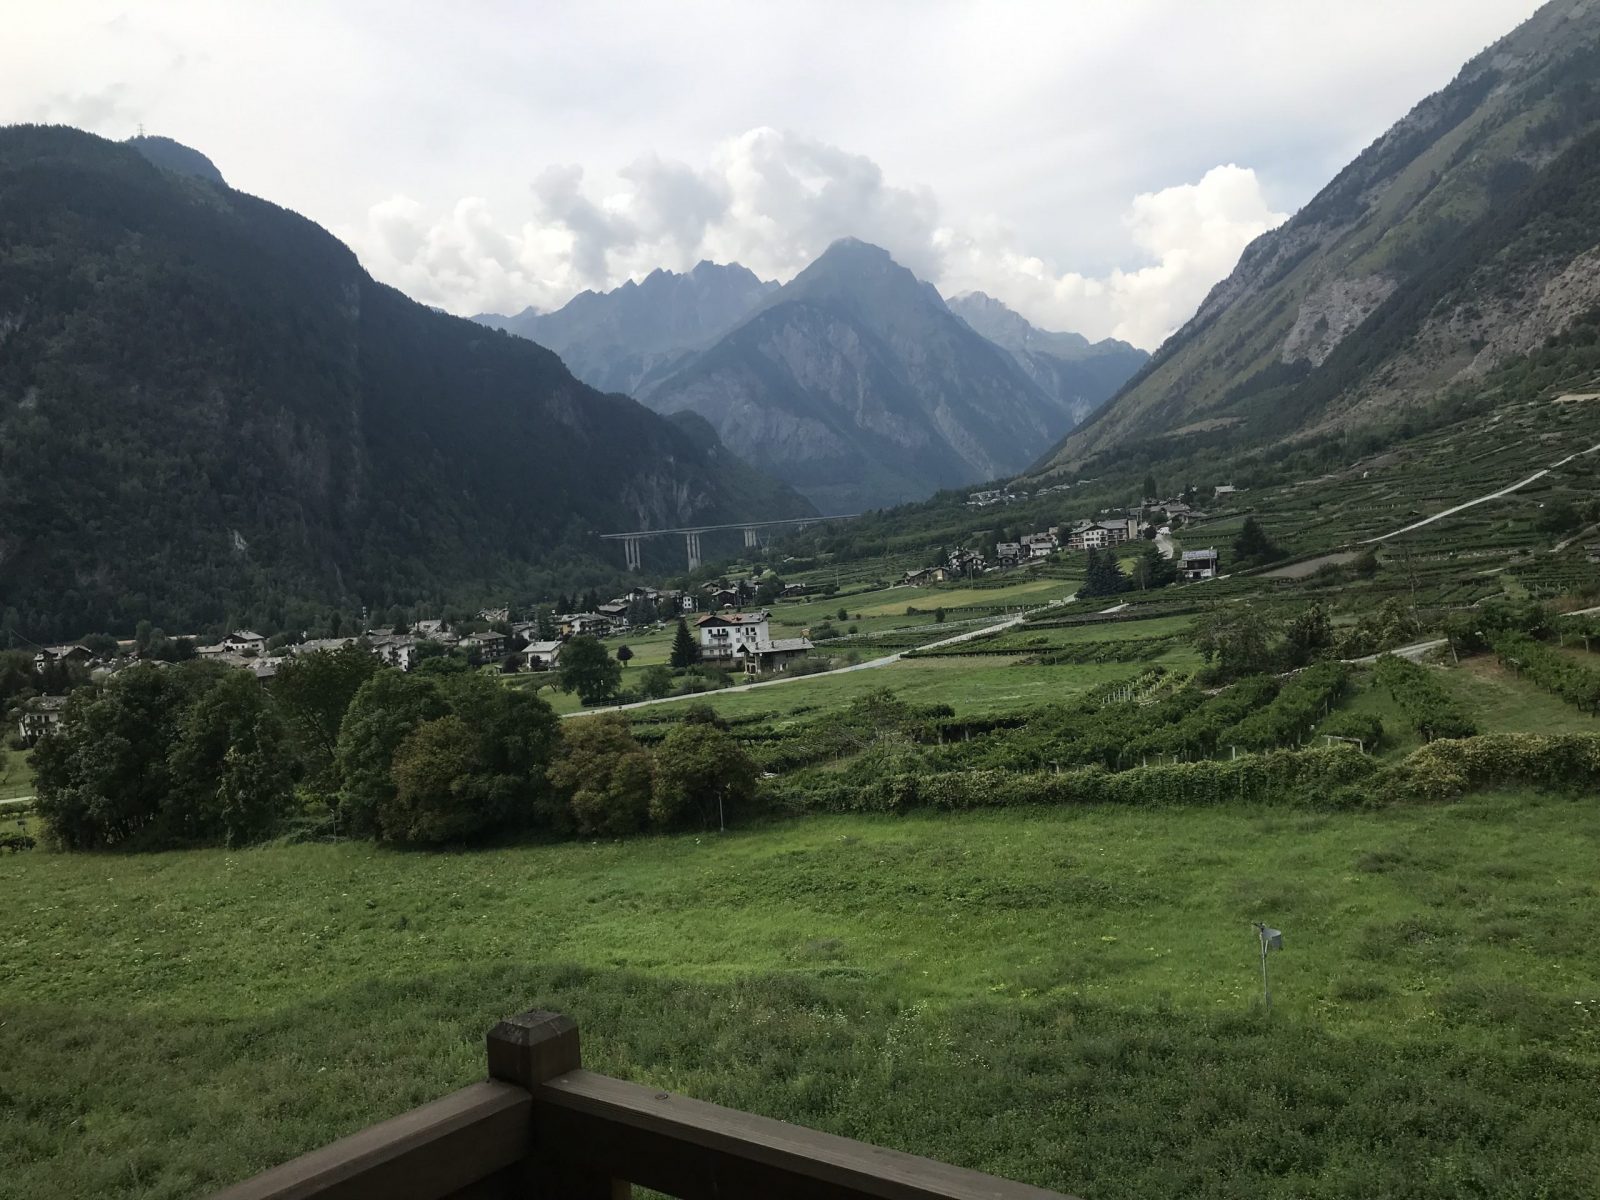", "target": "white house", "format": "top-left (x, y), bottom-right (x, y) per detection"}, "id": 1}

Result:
top-left (222, 630), bottom-right (267, 655)
top-left (520, 640), bottom-right (562, 670)
top-left (696, 611), bottom-right (771, 661)
top-left (17, 695), bottom-right (67, 745)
